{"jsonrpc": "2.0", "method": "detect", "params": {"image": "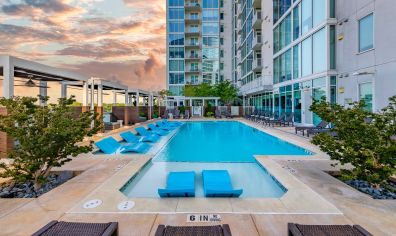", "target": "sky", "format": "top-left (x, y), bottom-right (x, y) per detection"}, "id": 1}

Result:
top-left (0, 0), bottom-right (166, 92)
